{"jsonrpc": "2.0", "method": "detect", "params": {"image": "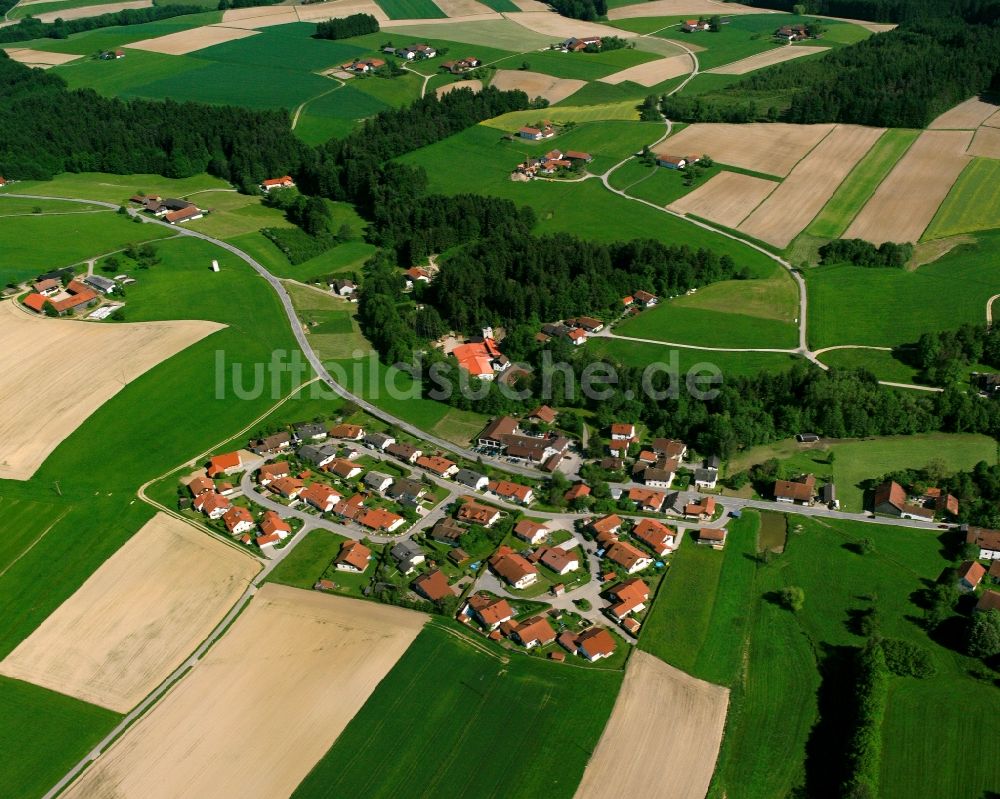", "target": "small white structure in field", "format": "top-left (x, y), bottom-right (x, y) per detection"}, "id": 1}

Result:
top-left (211, 260), bottom-right (220, 272)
